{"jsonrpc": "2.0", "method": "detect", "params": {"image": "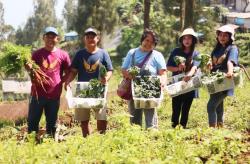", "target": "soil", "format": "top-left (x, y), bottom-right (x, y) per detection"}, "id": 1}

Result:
top-left (0, 97), bottom-right (69, 122)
